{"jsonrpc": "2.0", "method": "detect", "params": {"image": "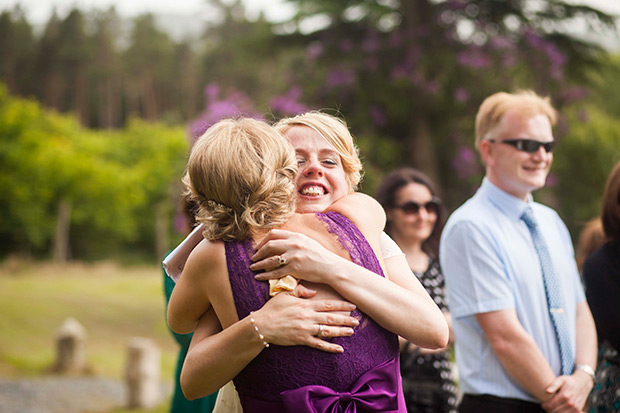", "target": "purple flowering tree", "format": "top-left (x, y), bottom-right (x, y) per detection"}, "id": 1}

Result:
top-left (188, 83), bottom-right (263, 142)
top-left (272, 0), bottom-right (616, 204)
